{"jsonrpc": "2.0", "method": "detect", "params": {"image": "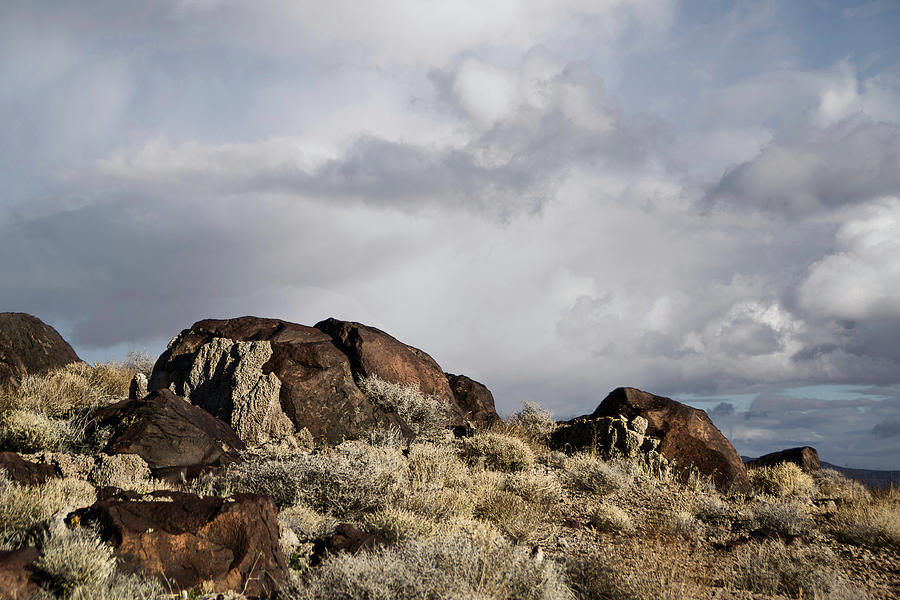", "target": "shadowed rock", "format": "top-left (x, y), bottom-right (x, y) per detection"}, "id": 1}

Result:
top-left (70, 490), bottom-right (287, 598)
top-left (0, 547), bottom-right (39, 600)
top-left (746, 446), bottom-right (820, 472)
top-left (311, 523), bottom-right (391, 566)
top-left (0, 451), bottom-right (59, 485)
top-left (558, 387), bottom-right (750, 492)
top-left (0, 313), bottom-right (81, 391)
top-left (86, 388), bottom-right (244, 481)
top-left (446, 373), bottom-right (500, 427)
